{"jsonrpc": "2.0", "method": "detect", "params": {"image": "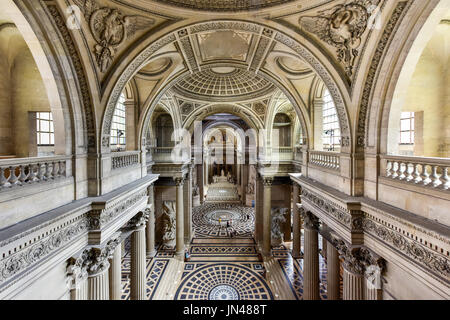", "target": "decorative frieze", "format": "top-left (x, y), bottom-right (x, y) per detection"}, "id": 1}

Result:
top-left (88, 189), bottom-right (148, 230)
